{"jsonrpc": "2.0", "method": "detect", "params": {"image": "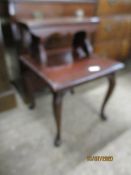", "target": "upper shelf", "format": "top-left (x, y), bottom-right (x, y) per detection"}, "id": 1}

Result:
top-left (19, 16), bottom-right (100, 29)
